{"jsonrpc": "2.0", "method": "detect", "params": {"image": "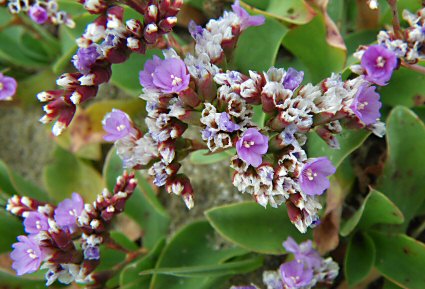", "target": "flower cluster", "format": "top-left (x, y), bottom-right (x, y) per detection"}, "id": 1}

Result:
top-left (0, 73), bottom-right (17, 101)
top-left (231, 237), bottom-right (339, 289)
top-left (7, 172), bottom-right (137, 286)
top-left (103, 1), bottom-right (385, 233)
top-left (3, 0), bottom-right (74, 26)
top-left (351, 7), bottom-right (425, 84)
top-left (38, 0), bottom-right (182, 136)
